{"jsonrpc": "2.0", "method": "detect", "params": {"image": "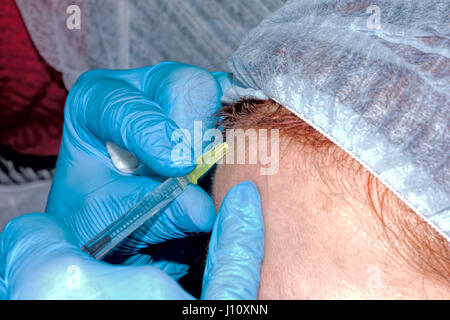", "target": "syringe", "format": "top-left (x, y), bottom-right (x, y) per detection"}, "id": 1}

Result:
top-left (81, 143), bottom-right (229, 260)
